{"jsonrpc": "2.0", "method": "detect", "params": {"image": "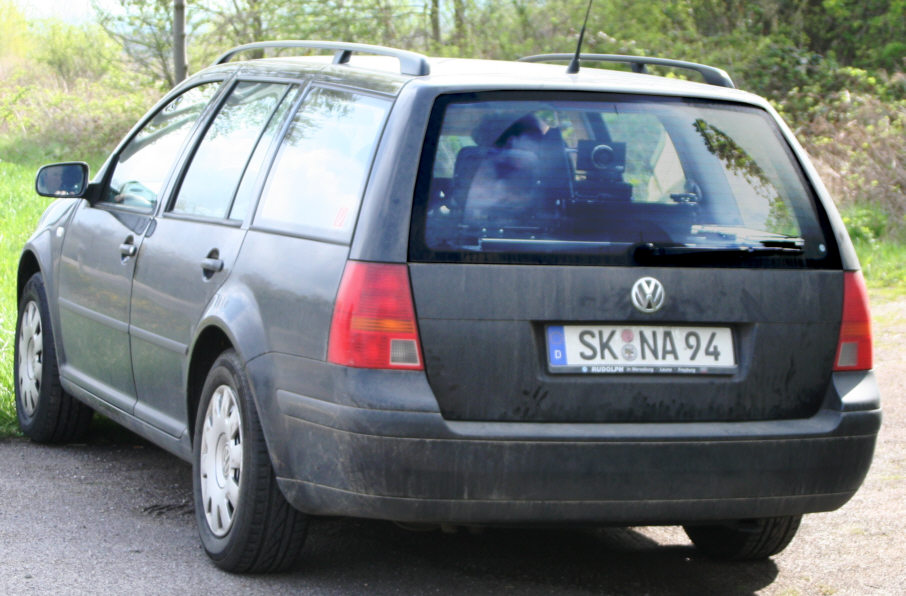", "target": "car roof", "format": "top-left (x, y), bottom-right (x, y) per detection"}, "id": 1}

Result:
top-left (198, 52), bottom-right (769, 109)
